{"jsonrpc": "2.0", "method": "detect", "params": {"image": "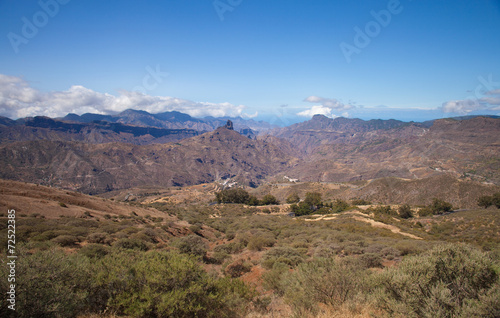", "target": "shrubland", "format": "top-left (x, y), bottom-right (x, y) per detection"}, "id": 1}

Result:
top-left (0, 187), bottom-right (499, 317)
